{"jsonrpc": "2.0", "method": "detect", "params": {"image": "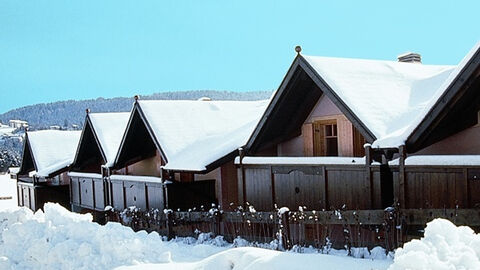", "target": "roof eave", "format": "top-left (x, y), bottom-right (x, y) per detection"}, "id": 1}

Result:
top-left (405, 46), bottom-right (480, 152)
